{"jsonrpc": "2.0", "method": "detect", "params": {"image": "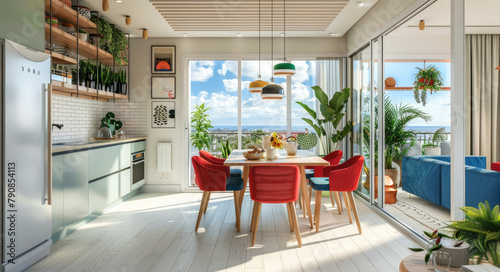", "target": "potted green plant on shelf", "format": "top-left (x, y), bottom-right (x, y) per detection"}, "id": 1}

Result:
top-left (413, 65), bottom-right (444, 106)
top-left (91, 16), bottom-right (113, 51)
top-left (448, 201), bottom-right (500, 267)
top-left (118, 70), bottom-right (127, 95)
top-left (362, 97), bottom-right (431, 188)
top-left (296, 86), bottom-right (353, 155)
top-left (423, 127), bottom-right (446, 155)
top-left (190, 103), bottom-right (213, 151)
top-left (109, 27), bottom-right (128, 65)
